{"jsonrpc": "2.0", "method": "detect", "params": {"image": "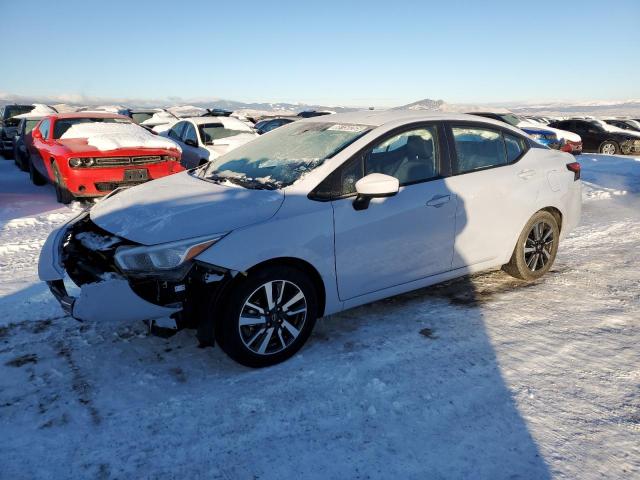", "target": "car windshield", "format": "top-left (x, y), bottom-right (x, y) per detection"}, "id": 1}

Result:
top-left (500, 114), bottom-right (522, 127)
top-left (5, 105), bottom-right (34, 119)
top-left (198, 123), bottom-right (249, 144)
top-left (197, 122), bottom-right (370, 189)
top-left (131, 112), bottom-right (154, 124)
top-left (53, 117), bottom-right (131, 139)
